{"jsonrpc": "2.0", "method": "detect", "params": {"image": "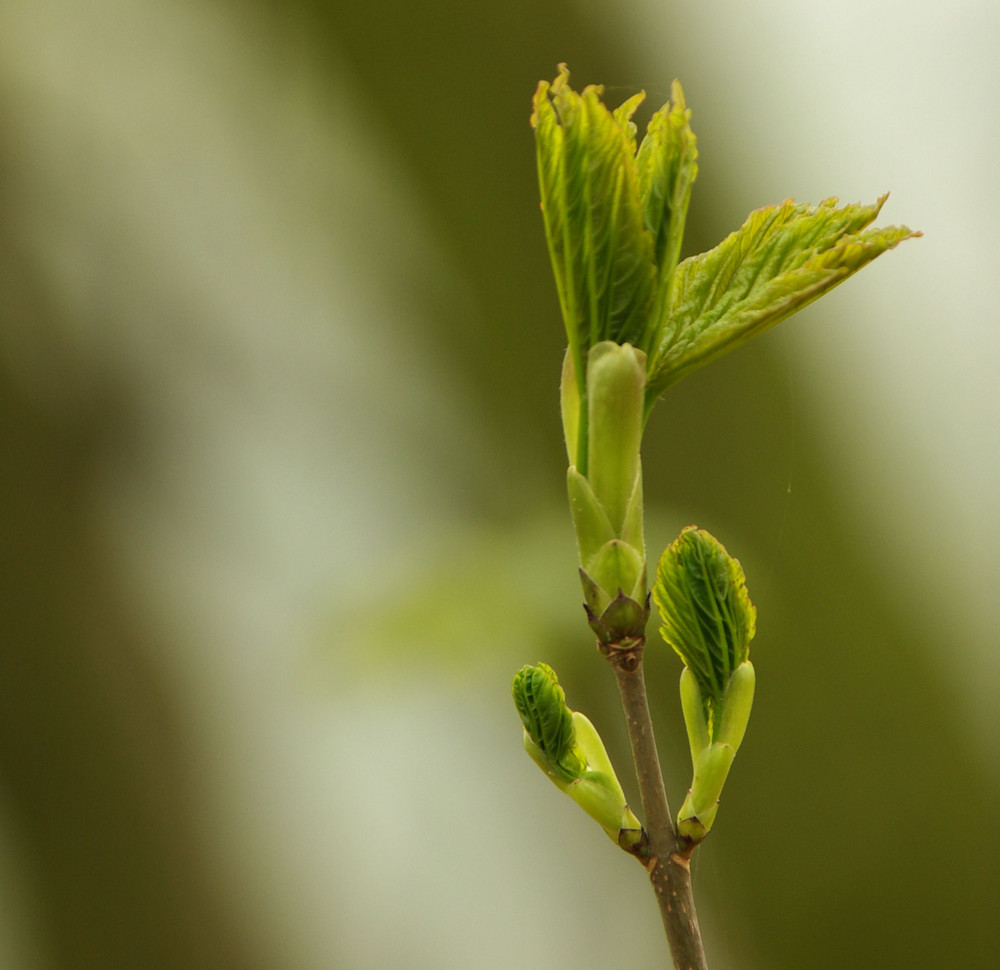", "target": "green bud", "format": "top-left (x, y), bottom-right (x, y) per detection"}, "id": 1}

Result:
top-left (512, 663), bottom-right (645, 851)
top-left (582, 585), bottom-right (650, 649)
top-left (654, 527), bottom-right (757, 844)
top-left (675, 664), bottom-right (755, 844)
